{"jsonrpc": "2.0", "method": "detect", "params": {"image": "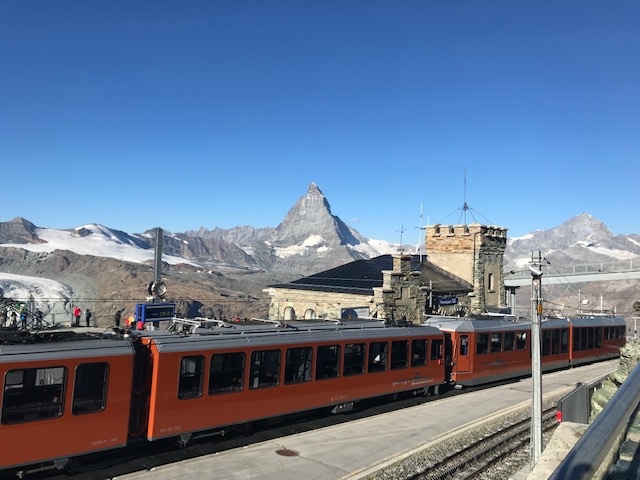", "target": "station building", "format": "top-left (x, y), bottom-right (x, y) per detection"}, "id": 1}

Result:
top-left (264, 222), bottom-right (508, 324)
